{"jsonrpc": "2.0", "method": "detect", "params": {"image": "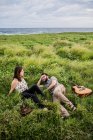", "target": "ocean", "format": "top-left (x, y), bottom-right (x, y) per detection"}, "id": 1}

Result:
top-left (0, 28), bottom-right (93, 35)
